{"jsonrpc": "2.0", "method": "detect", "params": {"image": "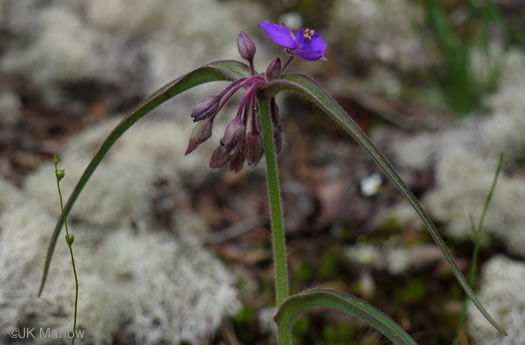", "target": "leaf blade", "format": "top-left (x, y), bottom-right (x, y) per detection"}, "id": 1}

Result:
top-left (261, 73), bottom-right (506, 335)
top-left (275, 288), bottom-right (417, 345)
top-left (39, 60), bottom-right (250, 296)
